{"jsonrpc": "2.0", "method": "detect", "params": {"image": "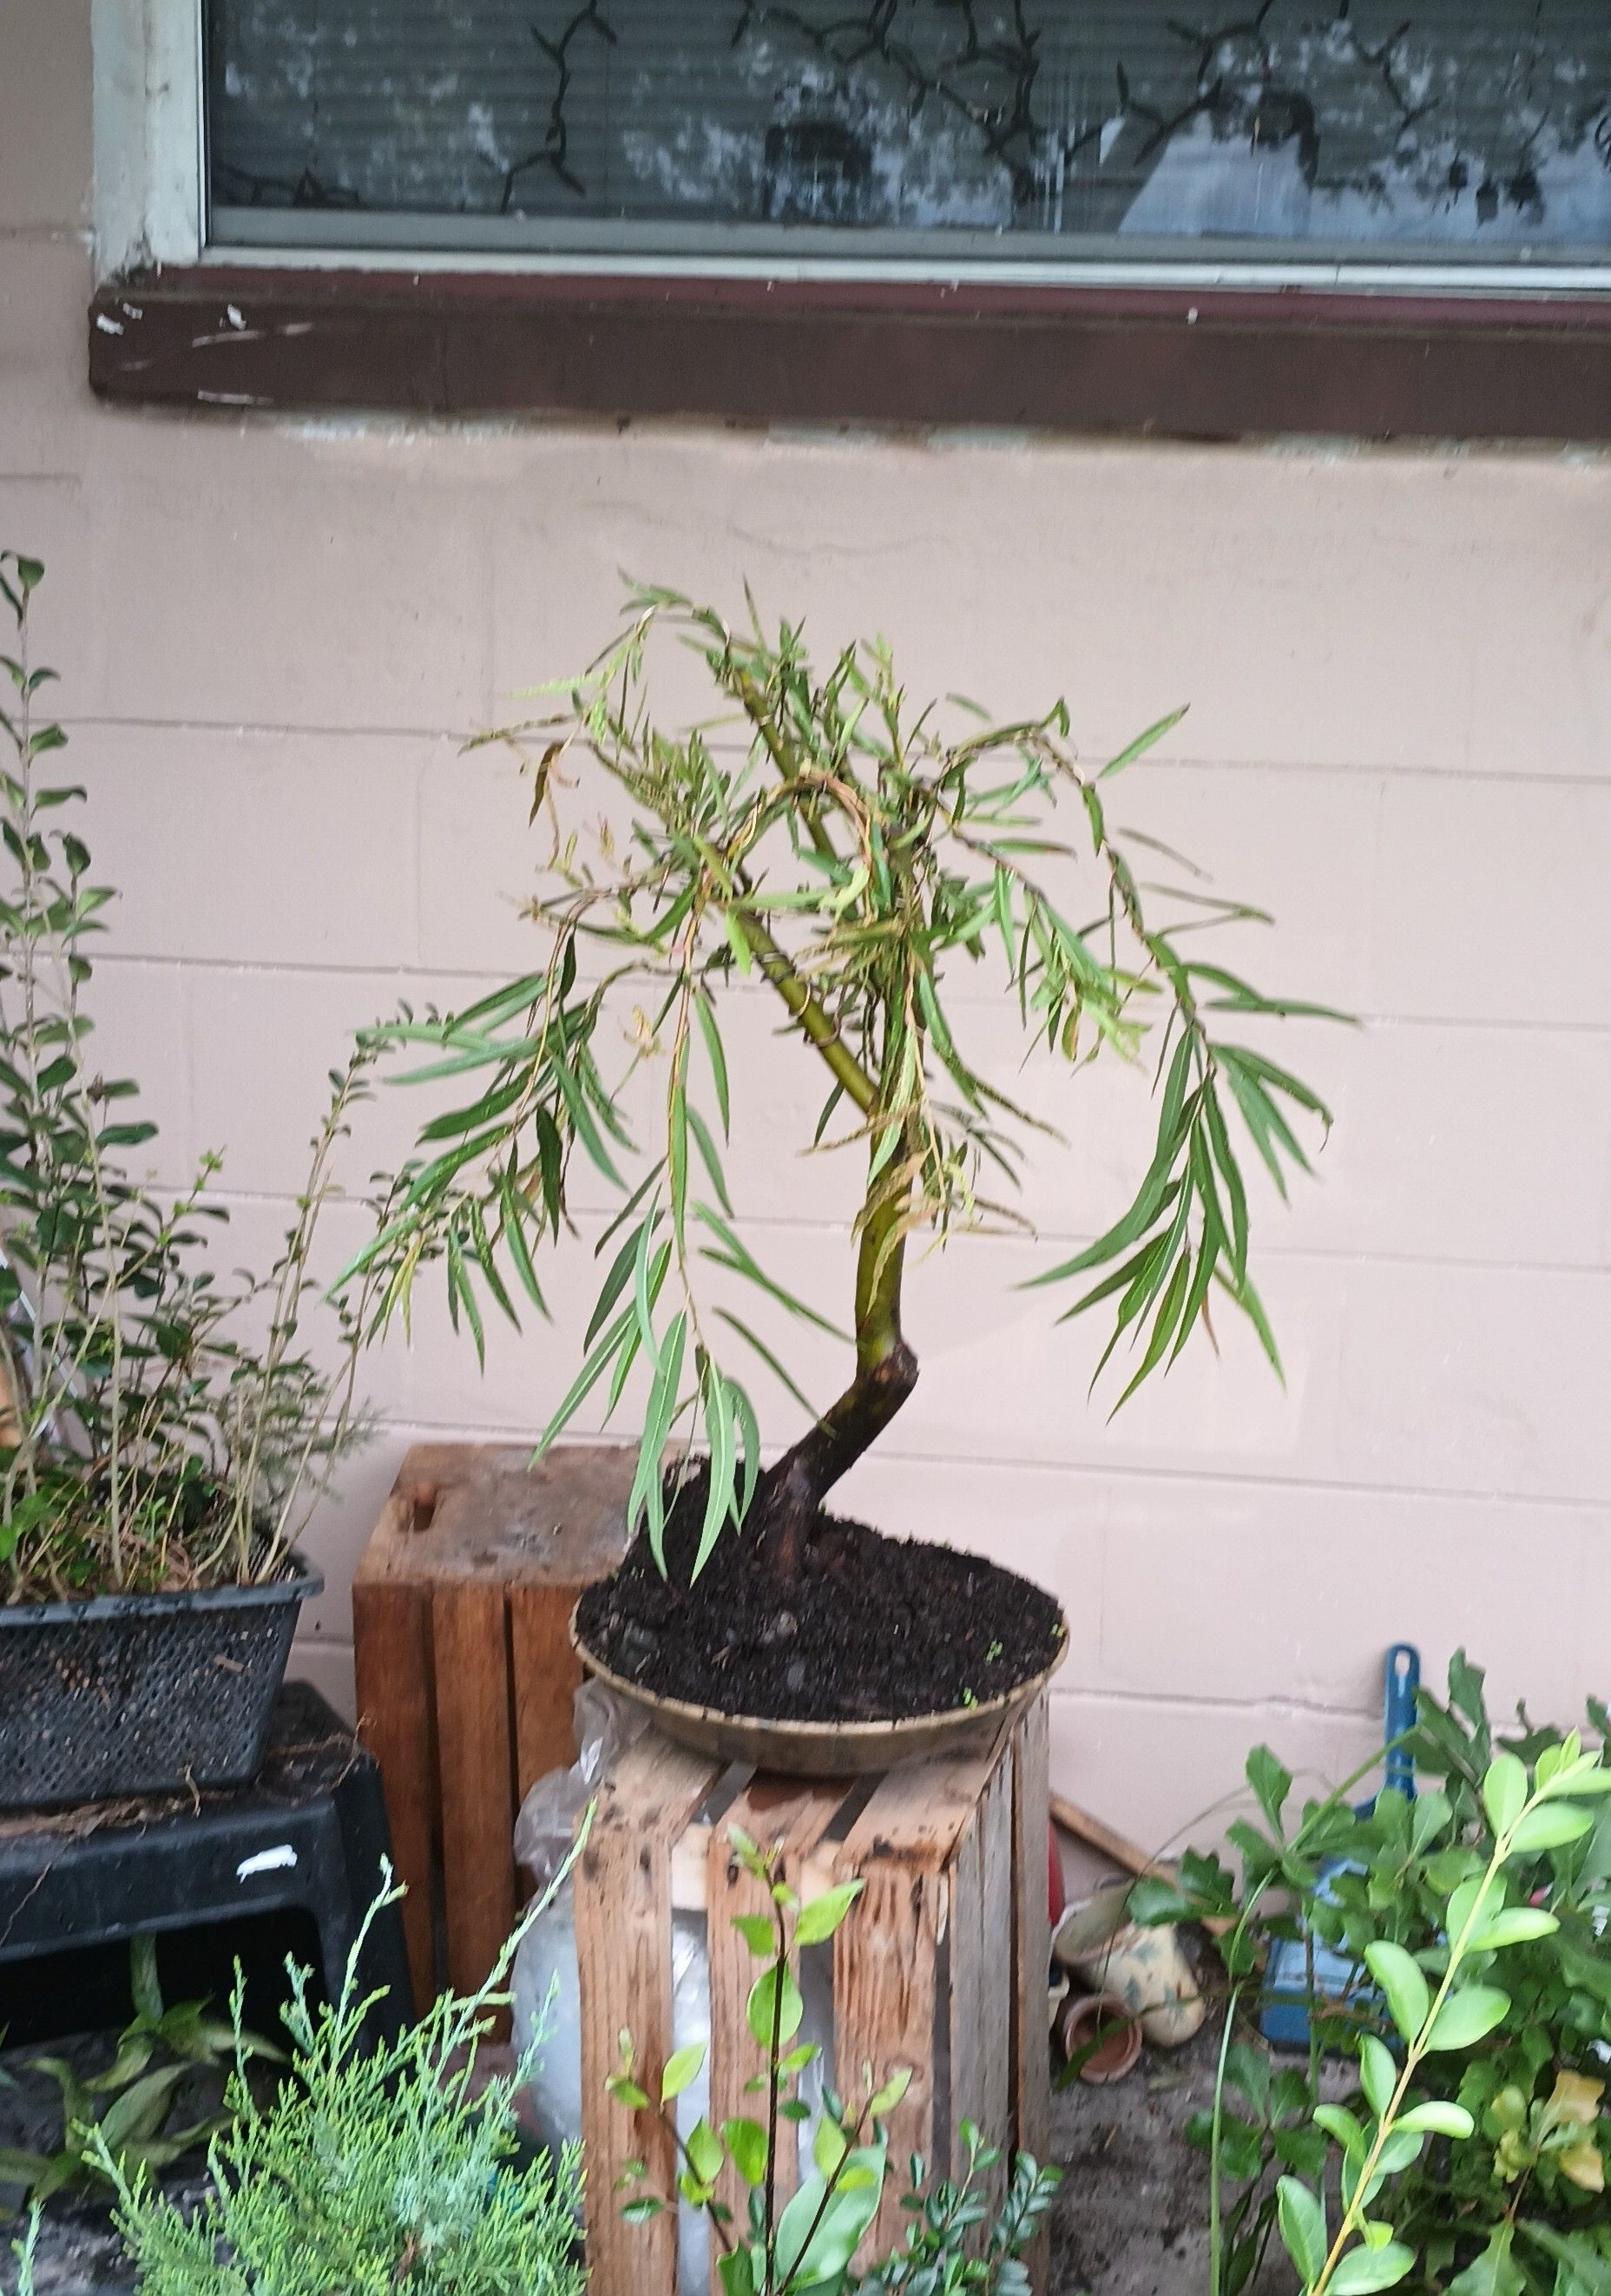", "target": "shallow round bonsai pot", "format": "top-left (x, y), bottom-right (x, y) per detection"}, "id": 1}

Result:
top-left (571, 1597), bottom-right (1069, 1776)
top-left (0, 1556), bottom-right (324, 1811)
